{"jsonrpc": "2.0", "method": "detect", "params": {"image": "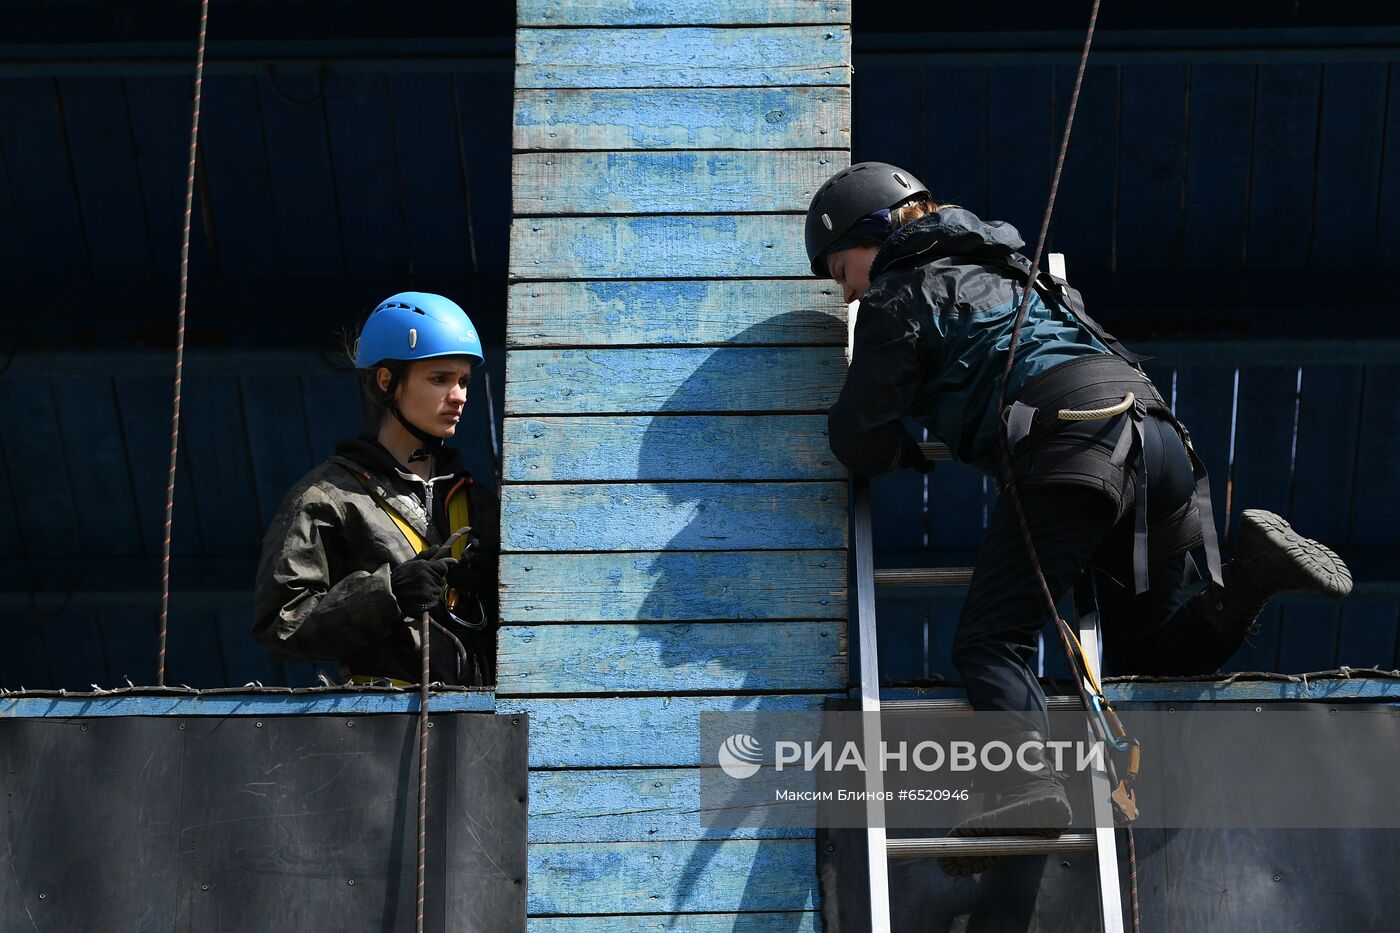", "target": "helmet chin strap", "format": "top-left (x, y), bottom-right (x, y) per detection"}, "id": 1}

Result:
top-left (390, 405), bottom-right (444, 463)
